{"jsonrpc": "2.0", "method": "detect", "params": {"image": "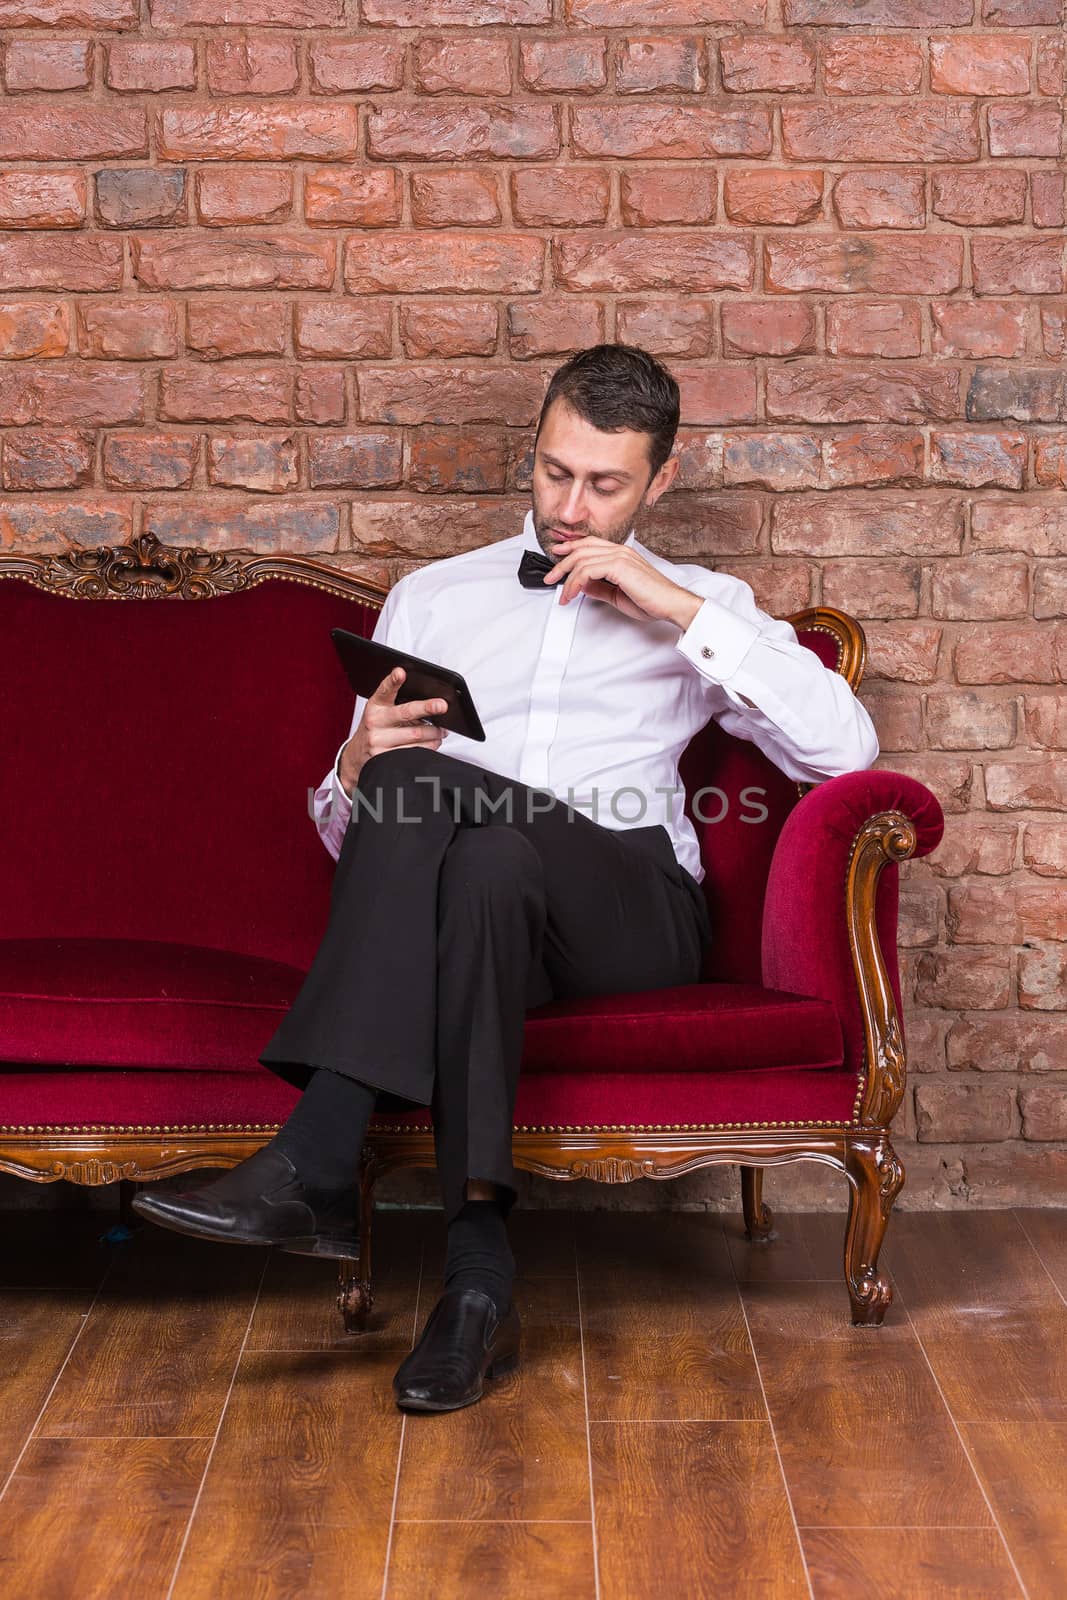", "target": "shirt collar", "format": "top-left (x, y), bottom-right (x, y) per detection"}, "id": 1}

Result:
top-left (520, 510), bottom-right (638, 555)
